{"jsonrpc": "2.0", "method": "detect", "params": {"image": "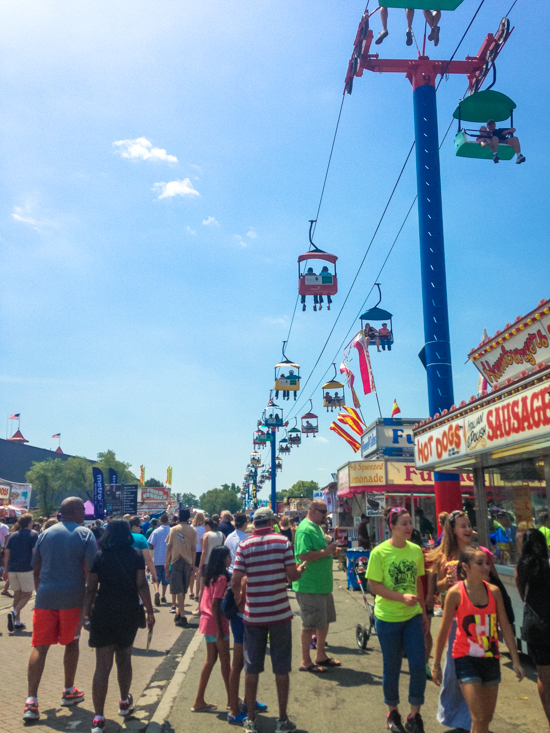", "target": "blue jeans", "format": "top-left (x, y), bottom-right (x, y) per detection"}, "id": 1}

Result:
top-left (375, 613), bottom-right (426, 707)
